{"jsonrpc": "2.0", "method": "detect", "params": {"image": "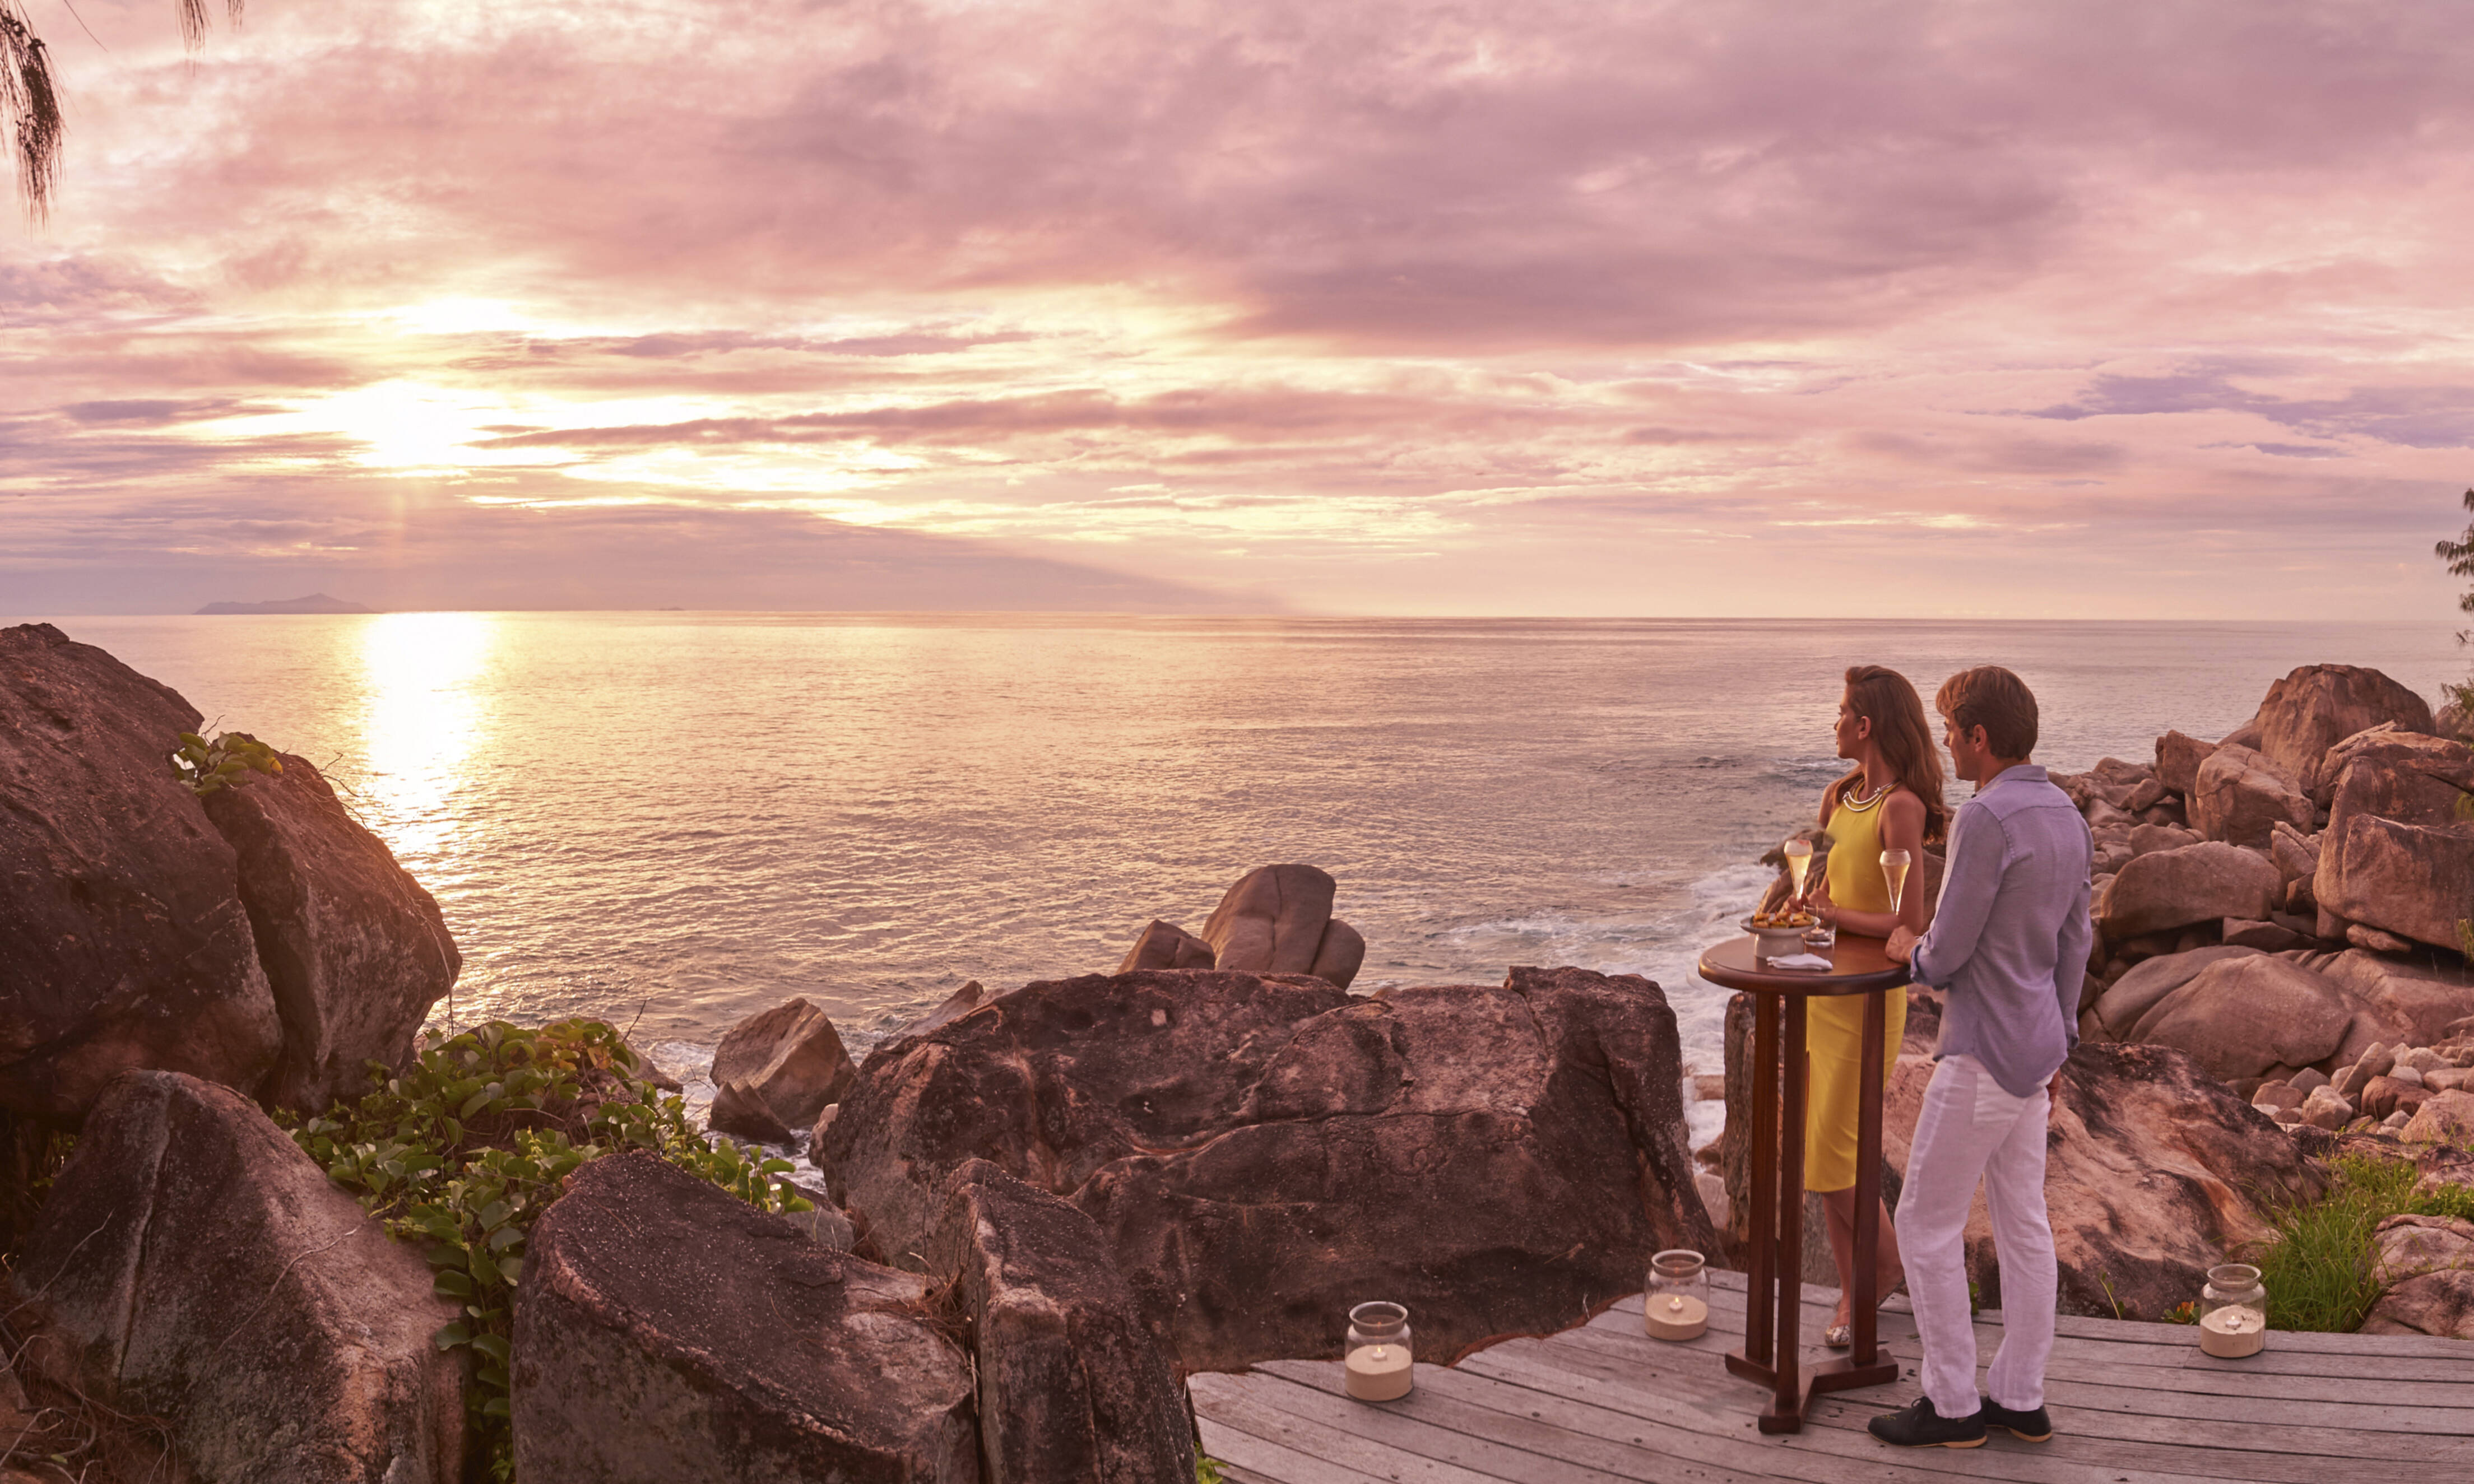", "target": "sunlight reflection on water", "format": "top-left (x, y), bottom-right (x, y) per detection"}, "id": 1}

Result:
top-left (39, 612), bottom-right (2466, 1145)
